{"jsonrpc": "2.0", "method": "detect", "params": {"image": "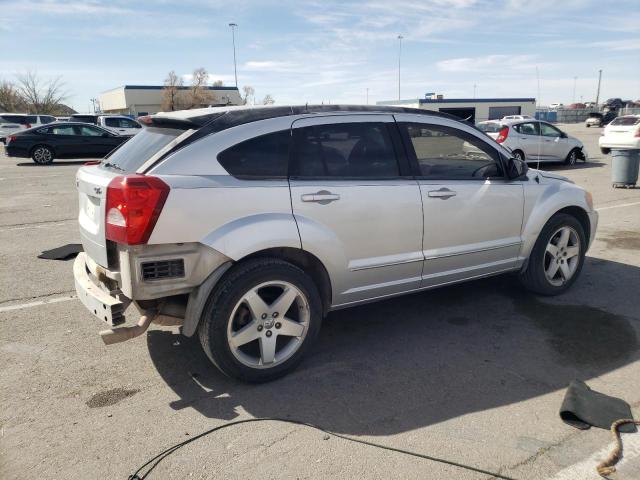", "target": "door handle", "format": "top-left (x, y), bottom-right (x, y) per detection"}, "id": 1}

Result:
top-left (427, 188), bottom-right (457, 199)
top-left (301, 191), bottom-right (340, 204)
